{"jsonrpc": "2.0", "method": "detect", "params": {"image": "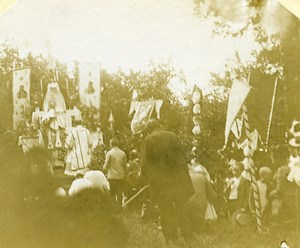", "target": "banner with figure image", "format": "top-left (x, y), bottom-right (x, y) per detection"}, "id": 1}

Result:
top-left (13, 68), bottom-right (30, 130)
top-left (79, 63), bottom-right (101, 109)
